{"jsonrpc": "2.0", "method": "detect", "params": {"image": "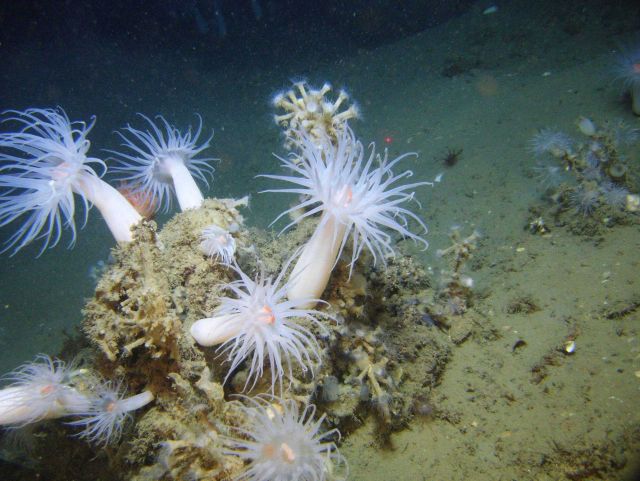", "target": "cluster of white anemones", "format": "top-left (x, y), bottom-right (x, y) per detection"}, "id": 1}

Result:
top-left (0, 106), bottom-right (219, 450)
top-left (0, 107), bottom-right (215, 255)
top-left (192, 85), bottom-right (430, 393)
top-left (0, 355), bottom-right (153, 446)
top-left (187, 82), bottom-right (430, 481)
top-left (0, 81), bottom-right (431, 481)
